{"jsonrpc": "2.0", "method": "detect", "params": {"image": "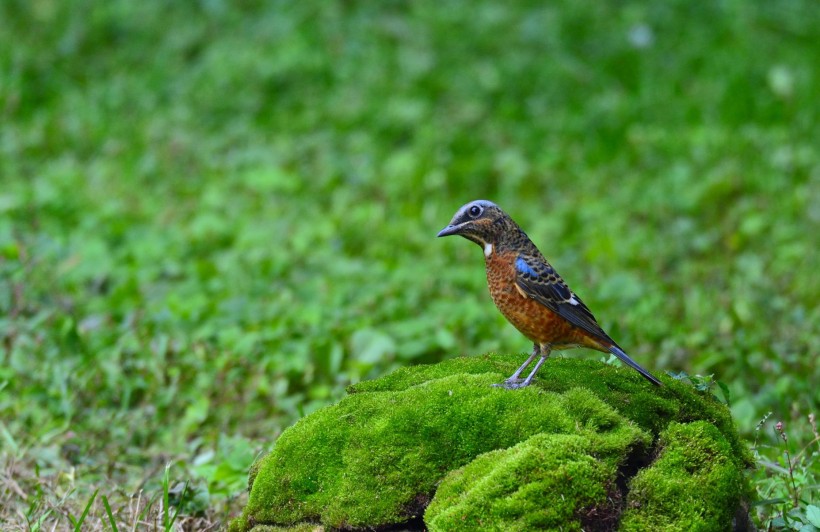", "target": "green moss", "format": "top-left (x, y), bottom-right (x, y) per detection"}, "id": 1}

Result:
top-left (620, 421), bottom-right (752, 531)
top-left (425, 421), bottom-right (646, 532)
top-left (427, 434), bottom-right (610, 531)
top-left (231, 526), bottom-right (320, 532)
top-left (231, 355), bottom-right (751, 532)
top-left (352, 354), bottom-right (751, 465)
